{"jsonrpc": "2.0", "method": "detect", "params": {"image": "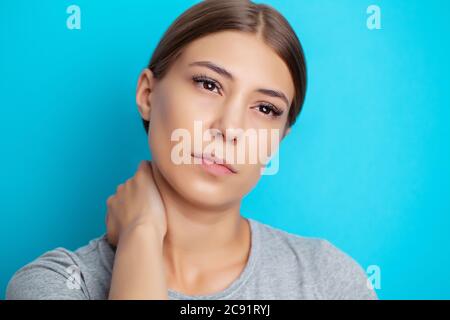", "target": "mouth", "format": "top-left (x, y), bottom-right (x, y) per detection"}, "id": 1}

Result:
top-left (191, 152), bottom-right (238, 176)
